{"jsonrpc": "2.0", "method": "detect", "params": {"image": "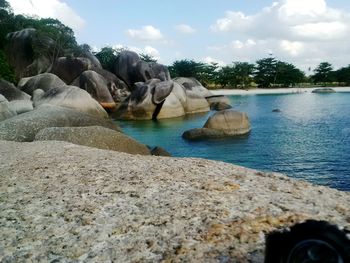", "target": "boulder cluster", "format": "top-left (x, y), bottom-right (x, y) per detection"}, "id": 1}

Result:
top-left (1, 27), bottom-right (249, 148)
